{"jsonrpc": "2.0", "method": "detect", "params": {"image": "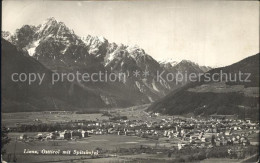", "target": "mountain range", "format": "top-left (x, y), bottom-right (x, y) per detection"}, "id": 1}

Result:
top-left (2, 17), bottom-right (211, 112)
top-left (148, 53), bottom-right (259, 120)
